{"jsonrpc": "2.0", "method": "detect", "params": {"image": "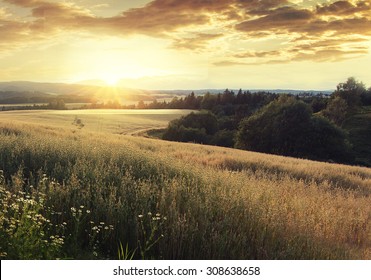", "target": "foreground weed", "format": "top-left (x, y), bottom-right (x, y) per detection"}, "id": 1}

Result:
top-left (118, 242), bottom-right (136, 260)
top-left (0, 171), bottom-right (64, 259)
top-left (137, 212), bottom-right (166, 260)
